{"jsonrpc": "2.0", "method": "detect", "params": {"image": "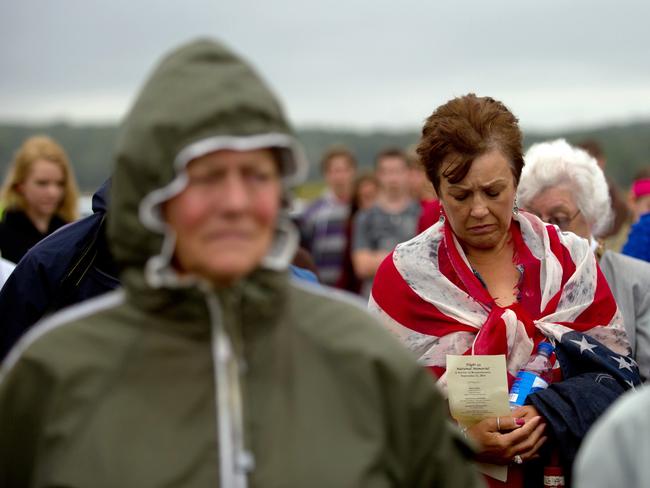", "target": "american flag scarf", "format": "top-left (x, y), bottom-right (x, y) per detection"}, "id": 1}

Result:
top-left (369, 211), bottom-right (638, 394)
